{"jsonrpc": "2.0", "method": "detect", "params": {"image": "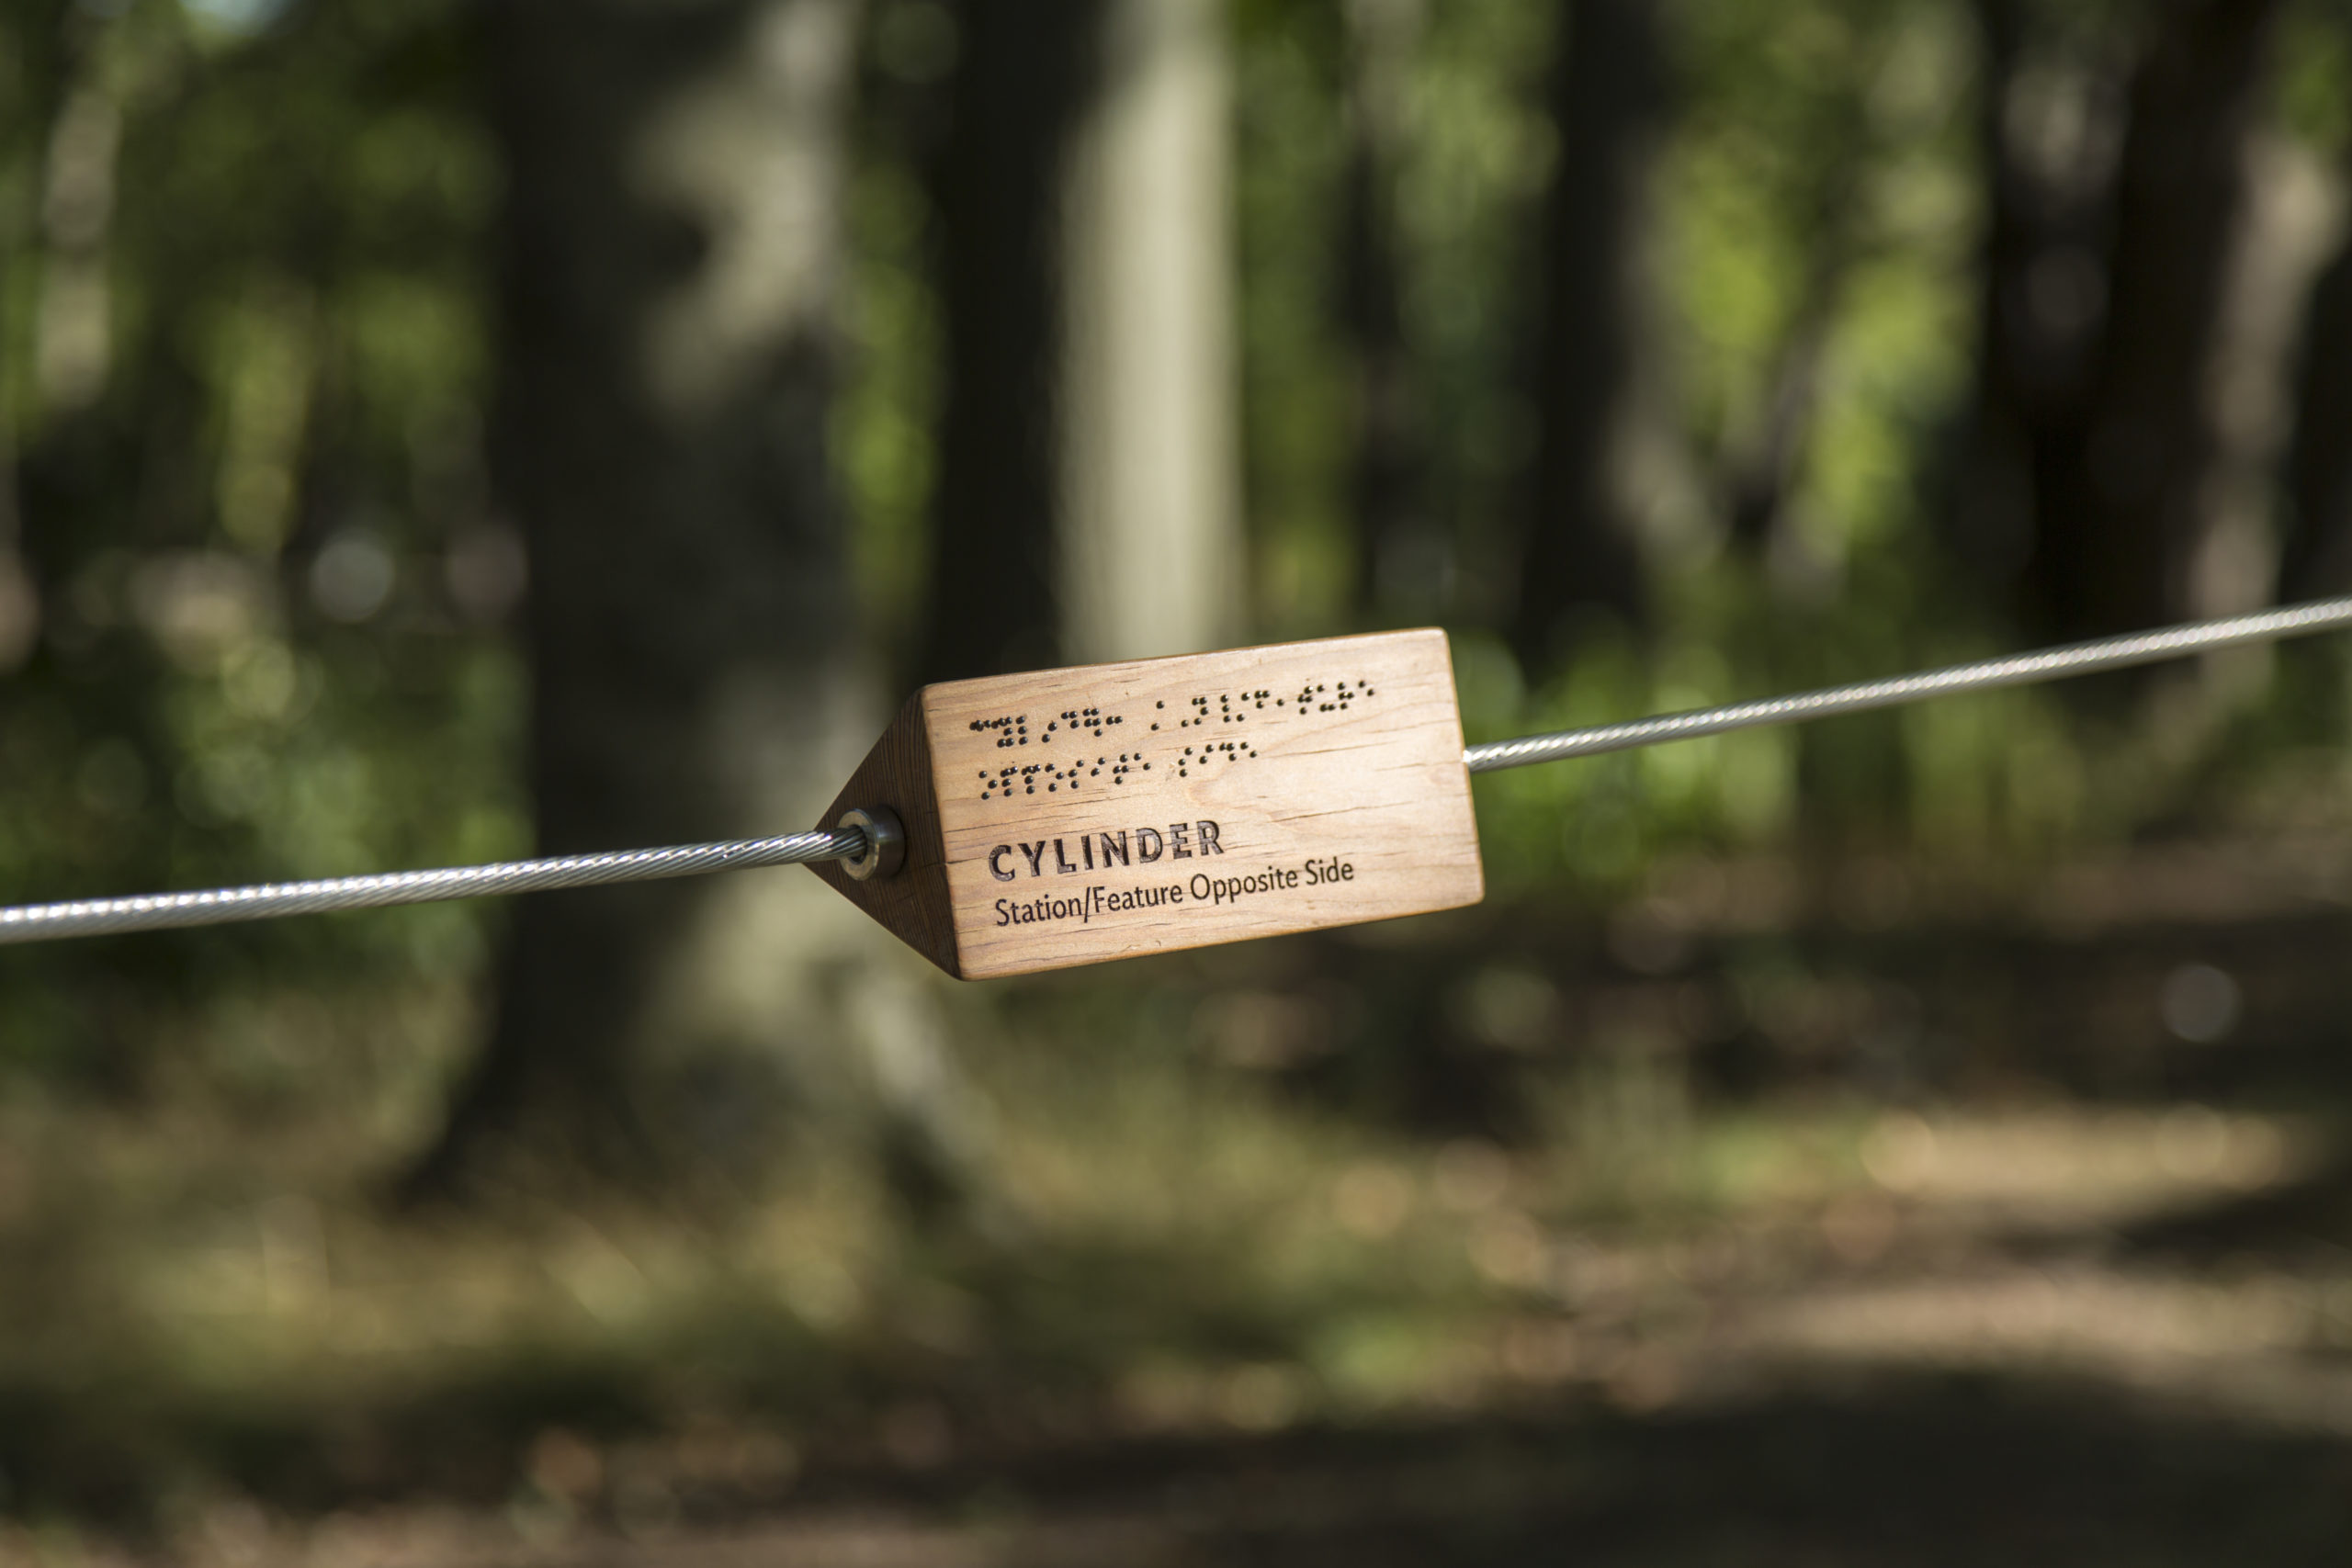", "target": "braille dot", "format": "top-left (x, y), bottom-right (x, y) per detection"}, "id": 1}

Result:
top-left (1049, 784), bottom-right (1057, 791)
top-left (1025, 786), bottom-right (1035, 794)
top-left (1143, 762), bottom-right (1151, 769)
